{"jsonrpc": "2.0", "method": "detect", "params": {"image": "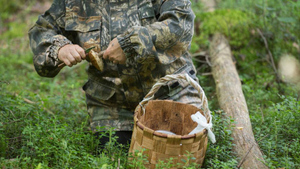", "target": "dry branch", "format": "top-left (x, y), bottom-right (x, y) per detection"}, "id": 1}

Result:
top-left (256, 28), bottom-right (279, 79)
top-left (209, 33), bottom-right (267, 169)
